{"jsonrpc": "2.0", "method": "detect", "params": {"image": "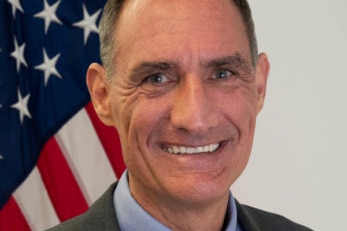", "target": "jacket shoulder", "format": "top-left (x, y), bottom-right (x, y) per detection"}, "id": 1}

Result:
top-left (236, 201), bottom-right (313, 231)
